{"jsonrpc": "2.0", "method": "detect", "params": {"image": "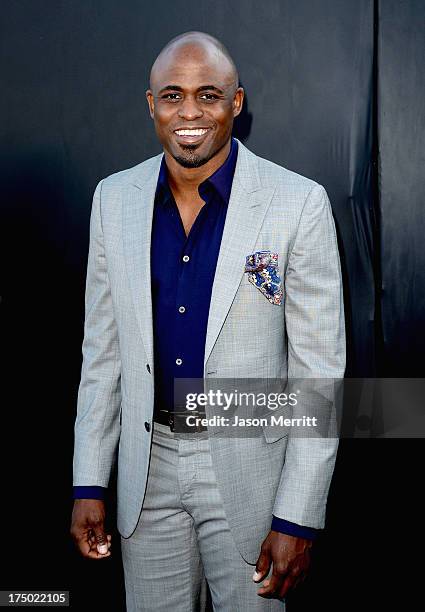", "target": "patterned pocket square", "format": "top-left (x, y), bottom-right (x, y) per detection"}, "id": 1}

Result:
top-left (244, 250), bottom-right (283, 305)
